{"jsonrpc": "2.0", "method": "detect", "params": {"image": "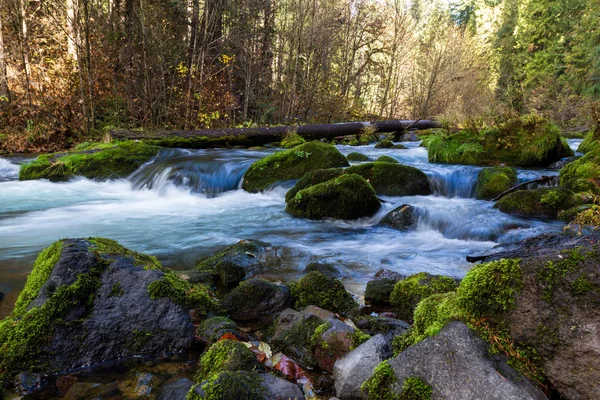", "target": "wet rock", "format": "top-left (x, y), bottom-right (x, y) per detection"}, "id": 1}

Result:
top-left (190, 371), bottom-right (266, 400)
top-left (387, 322), bottom-right (547, 400)
top-left (313, 318), bottom-right (356, 373)
top-left (375, 155), bottom-right (399, 163)
top-left (55, 375), bottom-right (78, 397)
top-left (0, 291), bottom-right (4, 302)
top-left (260, 372), bottom-right (305, 400)
top-left (379, 204), bottom-right (424, 231)
top-left (270, 308), bottom-right (325, 368)
top-left (333, 334), bottom-right (392, 399)
top-left (243, 141), bottom-right (349, 192)
top-left (390, 272), bottom-right (458, 322)
top-left (374, 269), bottom-right (405, 281)
top-left (156, 378), bottom-right (194, 400)
top-left (194, 339), bottom-right (260, 382)
top-left (560, 149), bottom-right (600, 195)
top-left (286, 174), bottom-right (381, 220)
top-left (346, 152), bottom-right (370, 162)
top-left (196, 239), bottom-right (279, 287)
top-left (364, 279), bottom-right (396, 305)
top-left (304, 262), bottom-right (341, 279)
top-left (196, 316), bottom-right (240, 342)
top-left (374, 140), bottom-right (394, 149)
top-left (549, 156), bottom-right (580, 169)
top-left (354, 316), bottom-right (410, 343)
top-left (16, 372), bottom-right (45, 394)
top-left (346, 162), bottom-right (431, 197)
top-left (223, 278), bottom-right (291, 324)
top-left (0, 238), bottom-right (212, 391)
top-left (284, 168), bottom-right (345, 203)
top-left (291, 271), bottom-right (358, 315)
top-left (396, 131), bottom-right (418, 142)
top-left (495, 187), bottom-right (580, 219)
top-left (132, 372), bottom-right (157, 397)
top-left (475, 167), bottom-right (518, 200)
